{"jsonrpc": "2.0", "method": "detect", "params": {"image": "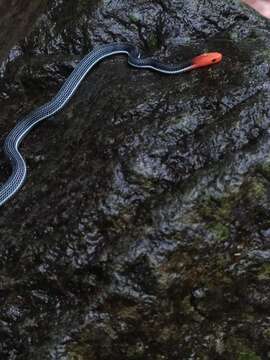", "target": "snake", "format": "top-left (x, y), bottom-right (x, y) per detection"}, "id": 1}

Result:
top-left (0, 43), bottom-right (222, 207)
